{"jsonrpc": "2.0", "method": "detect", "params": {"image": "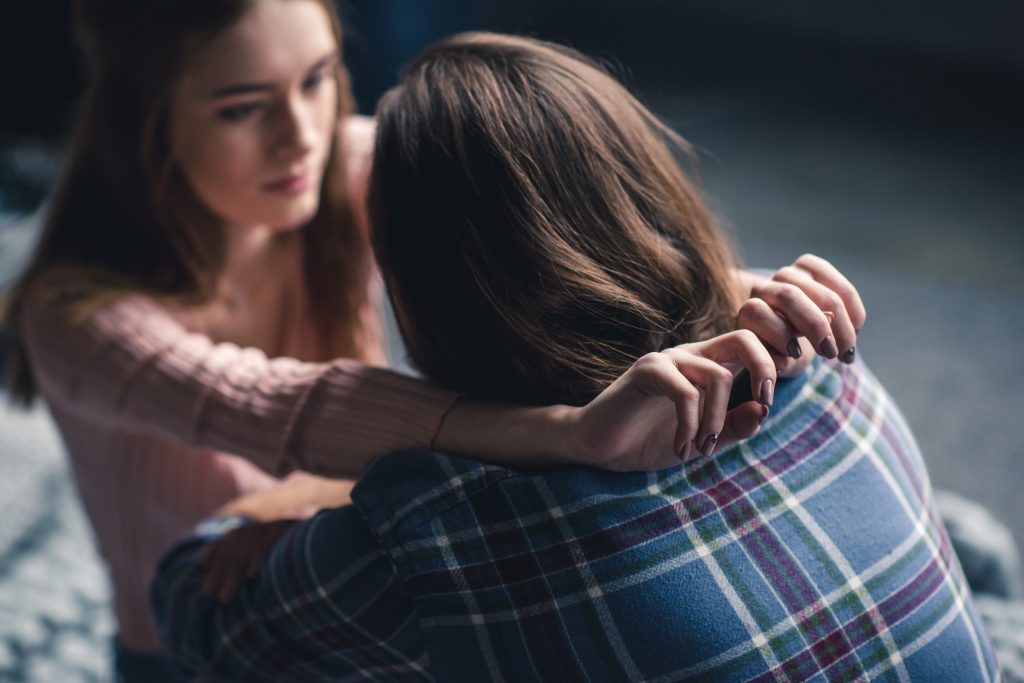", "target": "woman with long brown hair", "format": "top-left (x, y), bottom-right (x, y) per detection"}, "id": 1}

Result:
top-left (3, 2), bottom-right (863, 679)
top-left (148, 33), bottom-right (993, 682)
